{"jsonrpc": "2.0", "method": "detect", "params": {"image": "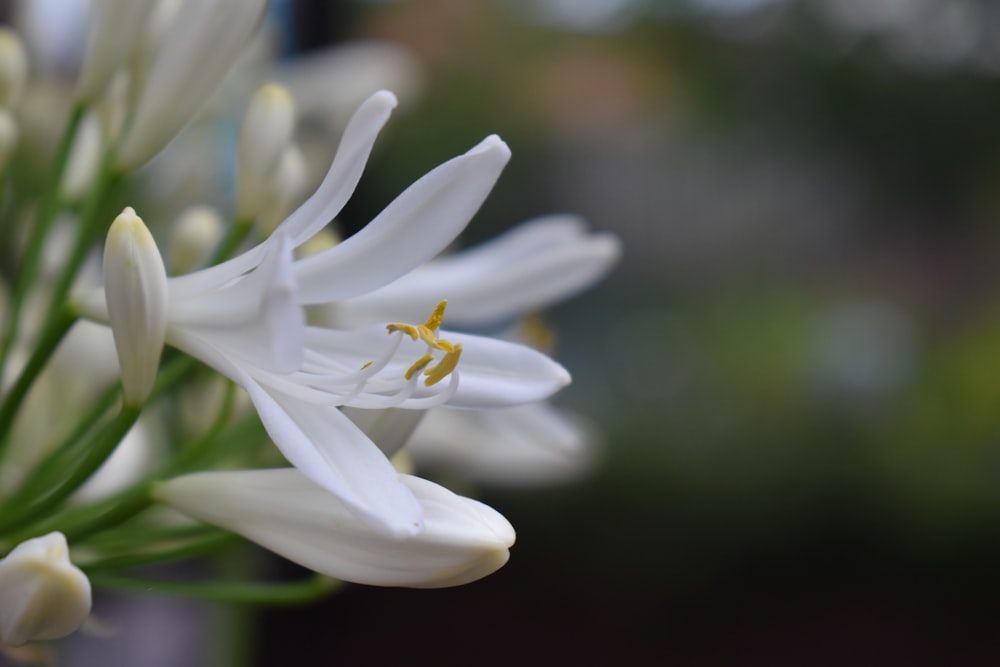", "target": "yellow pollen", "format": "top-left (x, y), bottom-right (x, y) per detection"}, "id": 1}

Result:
top-left (404, 354), bottom-right (434, 380)
top-left (424, 344), bottom-right (462, 386)
top-left (360, 361), bottom-right (373, 370)
top-left (386, 323), bottom-right (419, 340)
top-left (388, 300), bottom-right (462, 385)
